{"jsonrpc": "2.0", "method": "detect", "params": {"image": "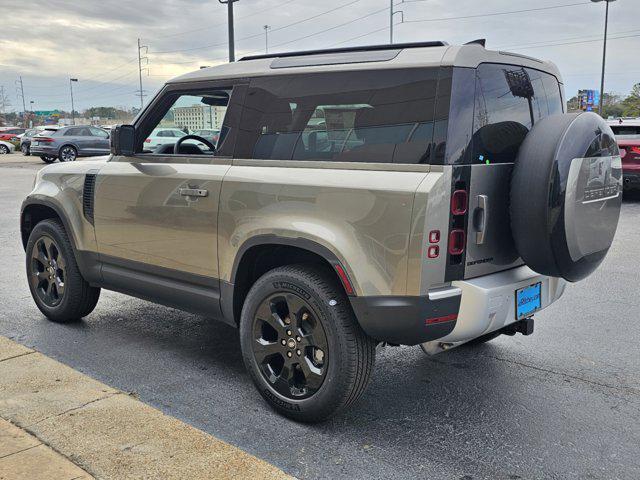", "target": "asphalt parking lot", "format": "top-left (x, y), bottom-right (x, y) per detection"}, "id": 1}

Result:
top-left (1, 156), bottom-right (639, 480)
